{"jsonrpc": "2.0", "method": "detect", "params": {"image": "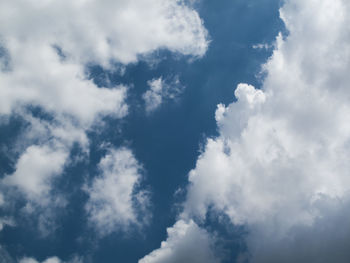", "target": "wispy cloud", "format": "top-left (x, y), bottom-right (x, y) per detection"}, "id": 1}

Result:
top-left (143, 76), bottom-right (184, 113)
